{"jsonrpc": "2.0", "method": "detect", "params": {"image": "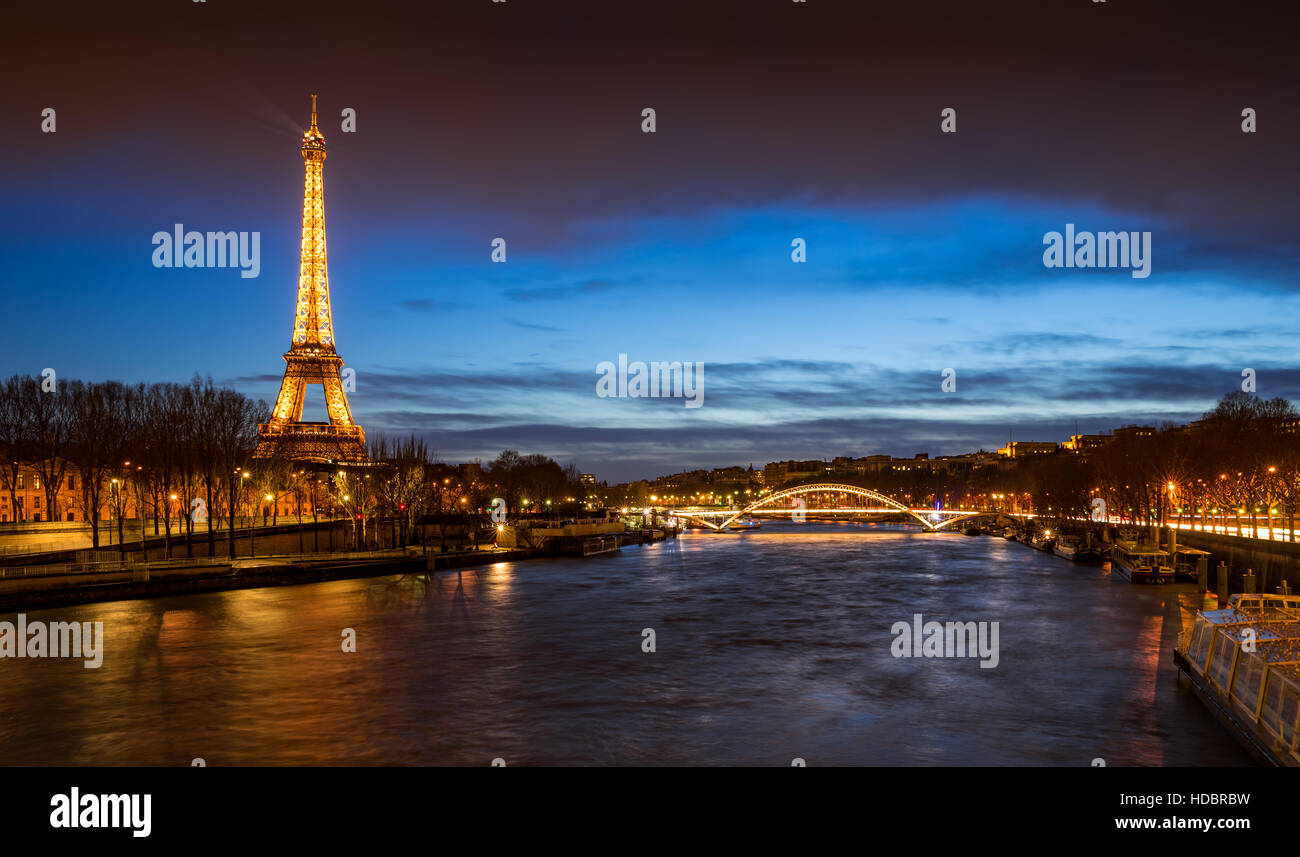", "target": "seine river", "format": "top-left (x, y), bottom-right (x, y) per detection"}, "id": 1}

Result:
top-left (0, 522), bottom-right (1250, 766)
